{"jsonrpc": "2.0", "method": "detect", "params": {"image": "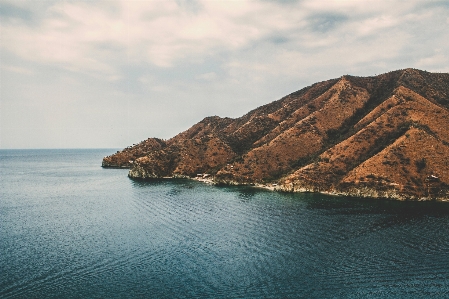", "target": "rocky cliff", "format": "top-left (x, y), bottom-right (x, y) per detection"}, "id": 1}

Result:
top-left (103, 68), bottom-right (449, 201)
